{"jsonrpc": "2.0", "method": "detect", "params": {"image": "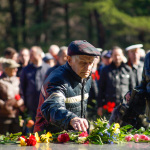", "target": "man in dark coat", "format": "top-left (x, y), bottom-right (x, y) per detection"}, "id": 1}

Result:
top-left (34, 40), bottom-right (101, 133)
top-left (20, 46), bottom-right (50, 131)
top-left (97, 46), bottom-right (135, 116)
